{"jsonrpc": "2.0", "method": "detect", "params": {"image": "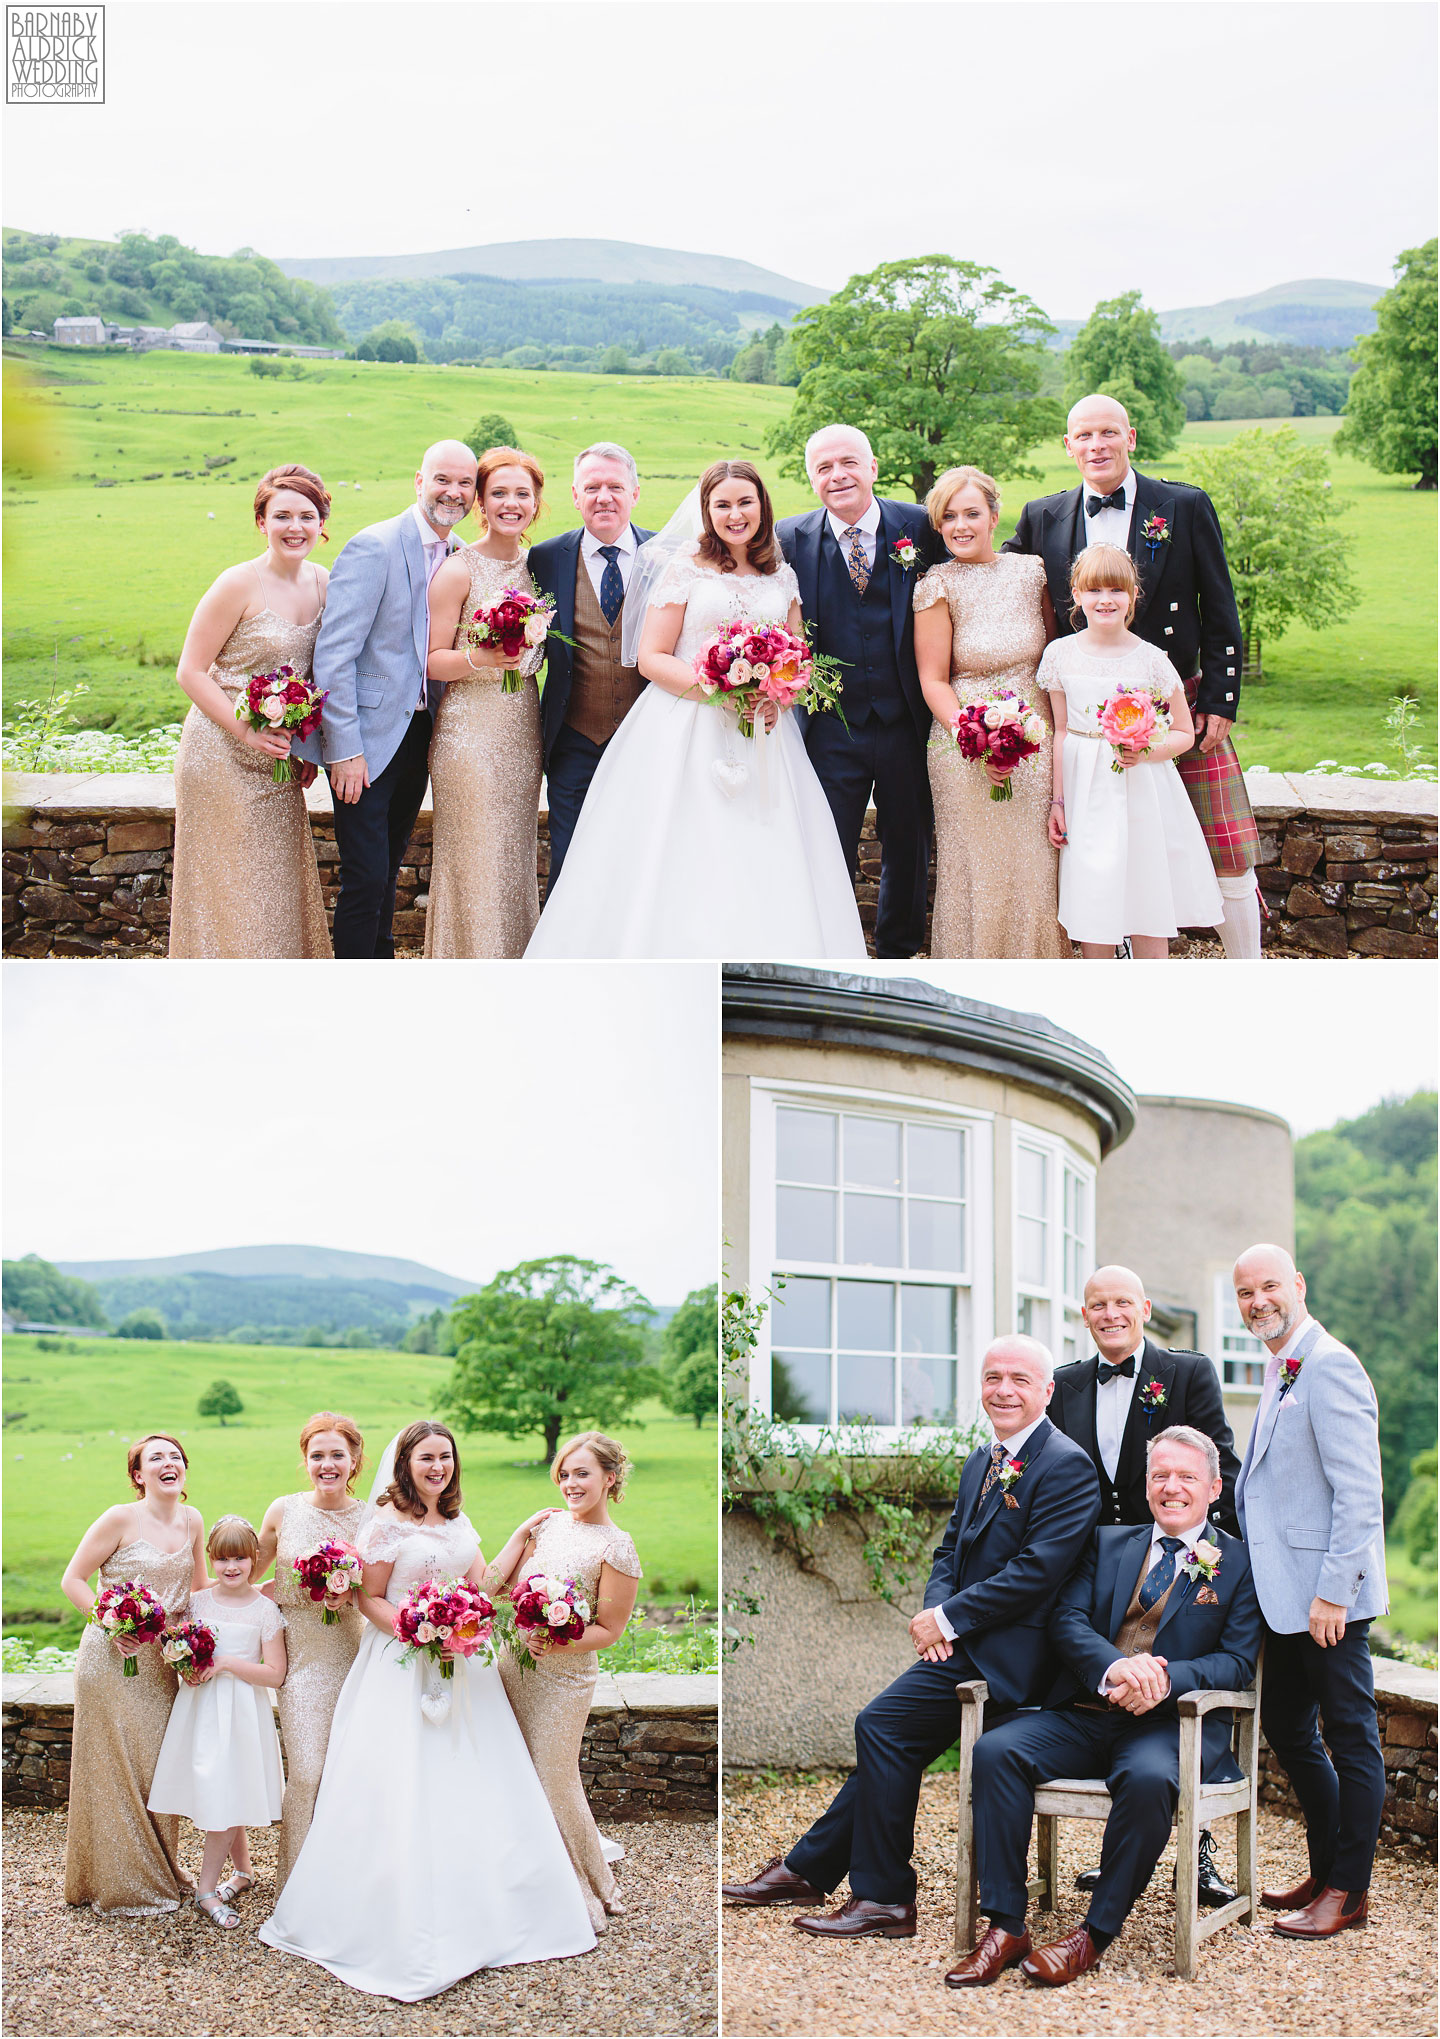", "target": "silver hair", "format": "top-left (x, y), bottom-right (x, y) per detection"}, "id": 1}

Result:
top-left (803, 424), bottom-right (874, 477)
top-left (983, 1333), bottom-right (1055, 1384)
top-left (574, 441), bottom-right (638, 488)
top-left (1146, 1425), bottom-right (1220, 1485)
